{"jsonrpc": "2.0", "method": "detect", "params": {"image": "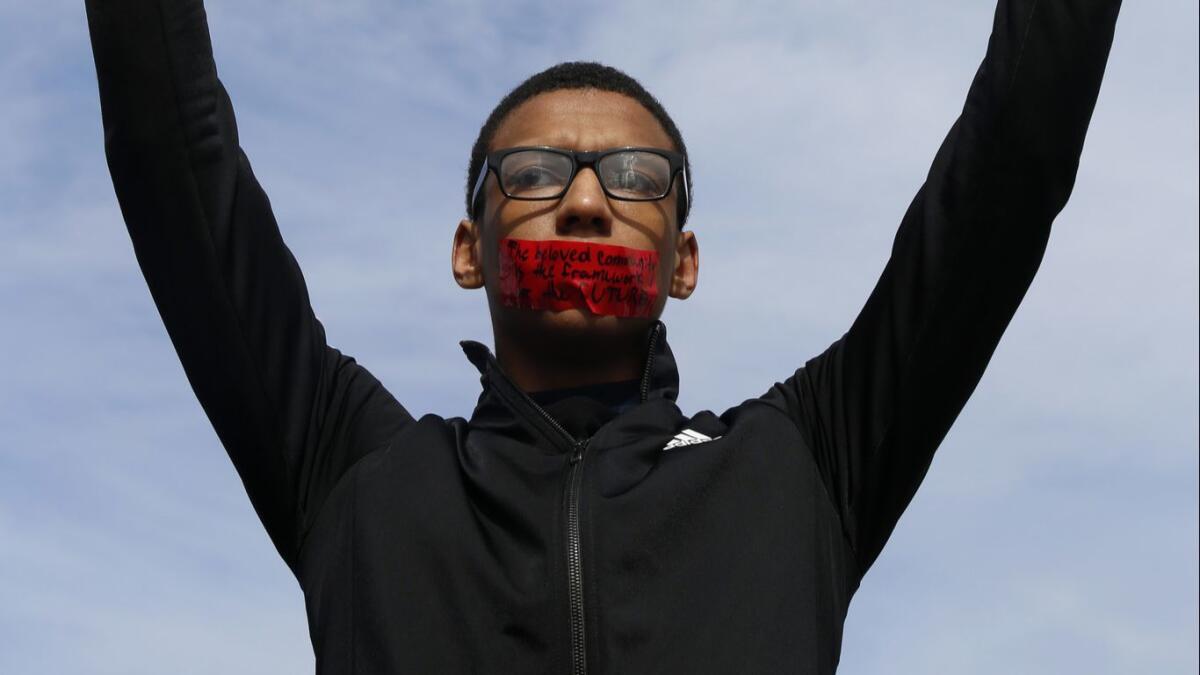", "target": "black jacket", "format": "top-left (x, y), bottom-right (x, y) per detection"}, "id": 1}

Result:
top-left (85, 0), bottom-right (1121, 672)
